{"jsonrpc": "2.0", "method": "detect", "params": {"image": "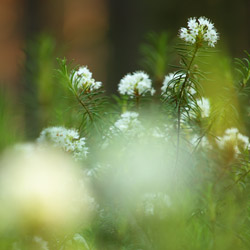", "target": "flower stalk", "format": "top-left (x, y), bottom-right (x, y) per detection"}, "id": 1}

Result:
top-left (175, 44), bottom-right (200, 166)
